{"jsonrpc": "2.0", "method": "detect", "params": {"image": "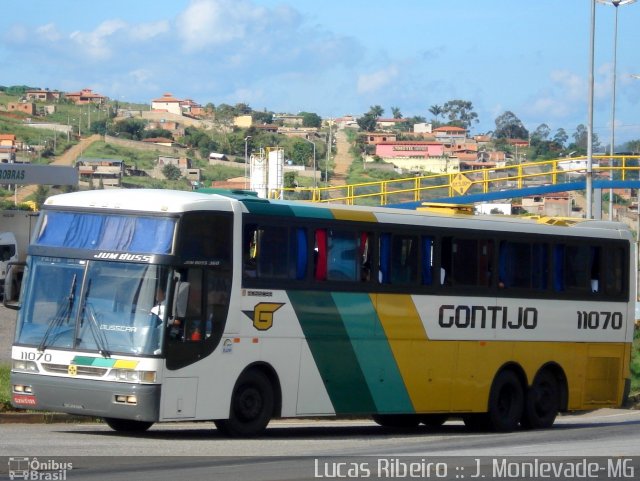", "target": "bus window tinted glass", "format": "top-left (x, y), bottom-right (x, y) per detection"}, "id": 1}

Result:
top-left (327, 230), bottom-right (357, 281)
